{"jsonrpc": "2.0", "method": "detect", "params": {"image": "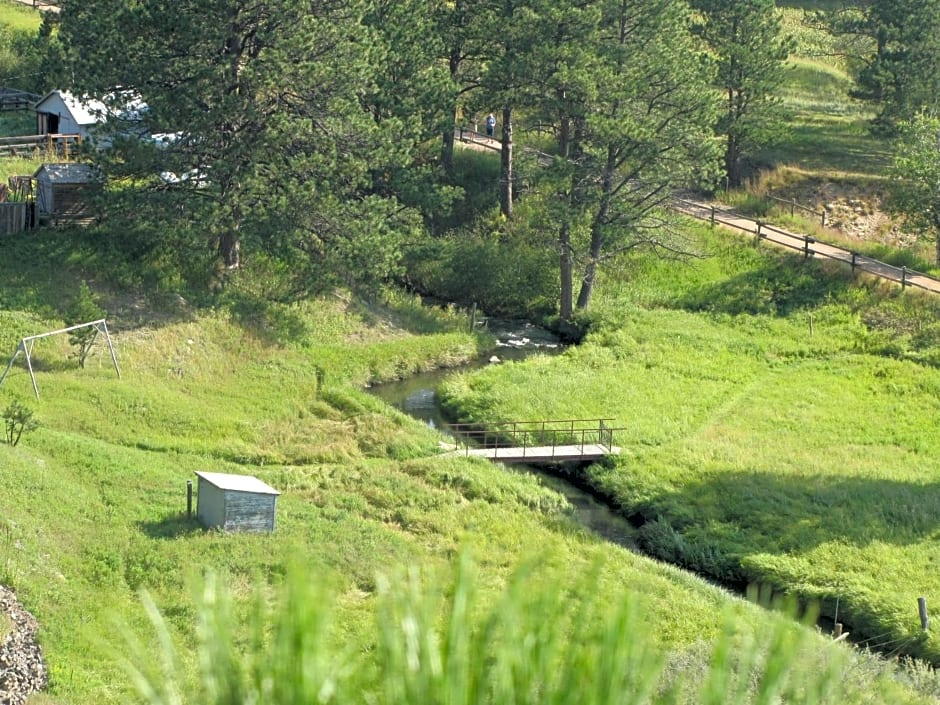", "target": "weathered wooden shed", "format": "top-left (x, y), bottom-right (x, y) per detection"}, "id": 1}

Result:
top-left (195, 471), bottom-right (281, 533)
top-left (33, 163), bottom-right (99, 225)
